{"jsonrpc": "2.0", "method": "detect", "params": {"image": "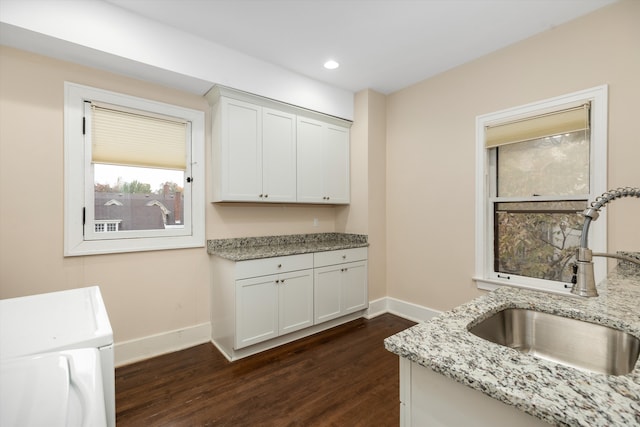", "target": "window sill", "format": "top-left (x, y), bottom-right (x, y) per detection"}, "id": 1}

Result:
top-left (473, 277), bottom-right (575, 297)
top-left (64, 235), bottom-right (204, 257)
